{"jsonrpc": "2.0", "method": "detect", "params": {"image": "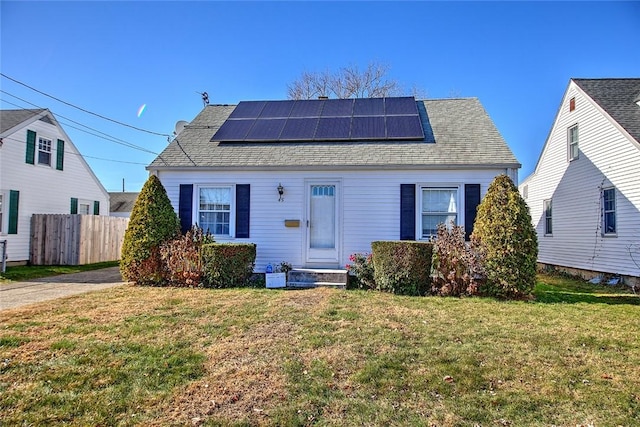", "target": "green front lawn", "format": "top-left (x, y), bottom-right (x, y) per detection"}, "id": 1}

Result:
top-left (0, 261), bottom-right (119, 282)
top-left (1, 273), bottom-right (638, 426)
